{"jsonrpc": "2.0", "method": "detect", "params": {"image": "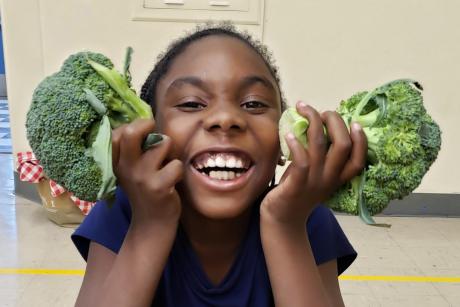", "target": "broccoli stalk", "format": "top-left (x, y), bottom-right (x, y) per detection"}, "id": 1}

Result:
top-left (279, 79), bottom-right (441, 226)
top-left (88, 58), bottom-right (152, 126)
top-left (83, 48), bottom-right (160, 201)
